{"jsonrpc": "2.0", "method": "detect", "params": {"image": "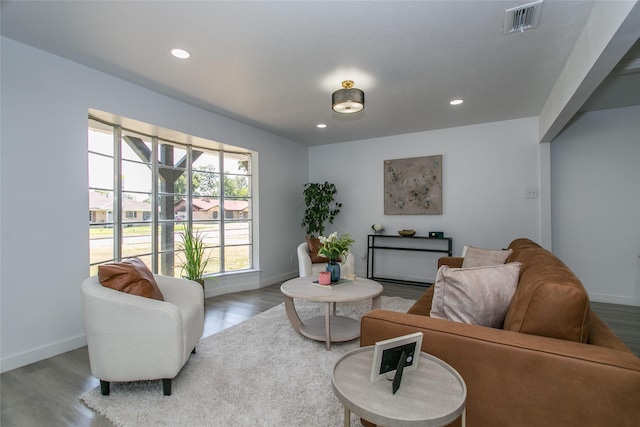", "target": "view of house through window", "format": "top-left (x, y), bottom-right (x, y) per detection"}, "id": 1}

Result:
top-left (88, 117), bottom-right (253, 277)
